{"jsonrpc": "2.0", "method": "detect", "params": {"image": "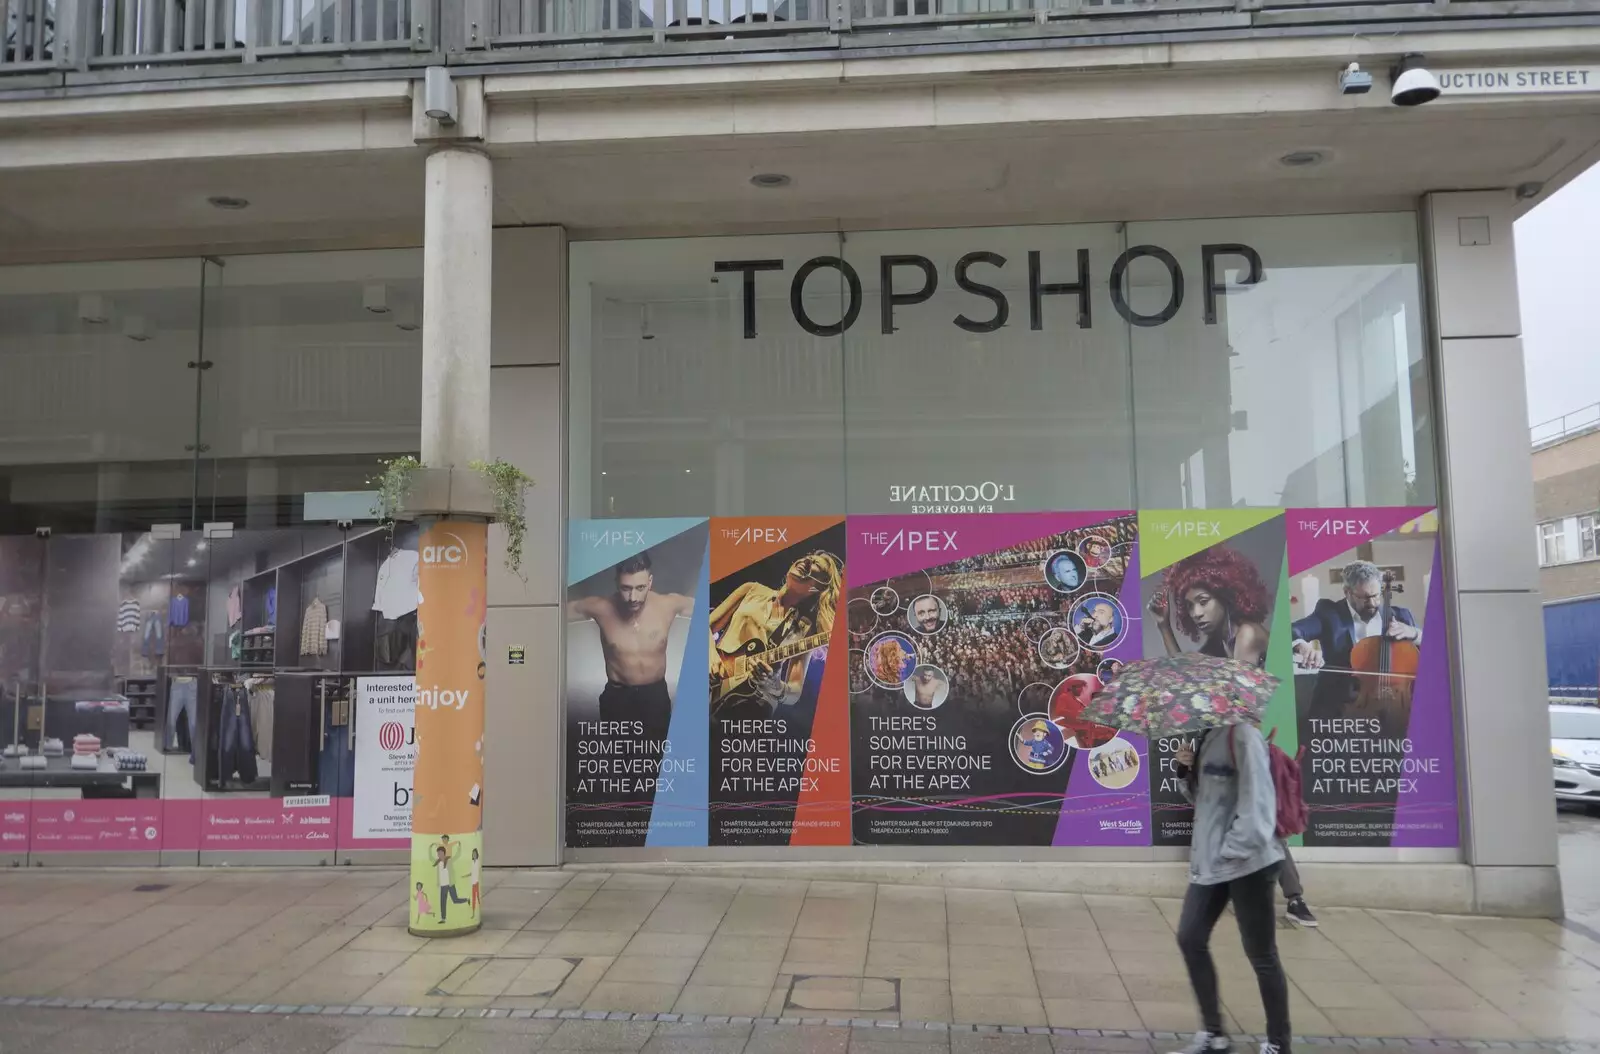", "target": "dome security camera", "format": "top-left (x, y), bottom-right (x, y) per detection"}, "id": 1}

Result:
top-left (1391, 53), bottom-right (1441, 106)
